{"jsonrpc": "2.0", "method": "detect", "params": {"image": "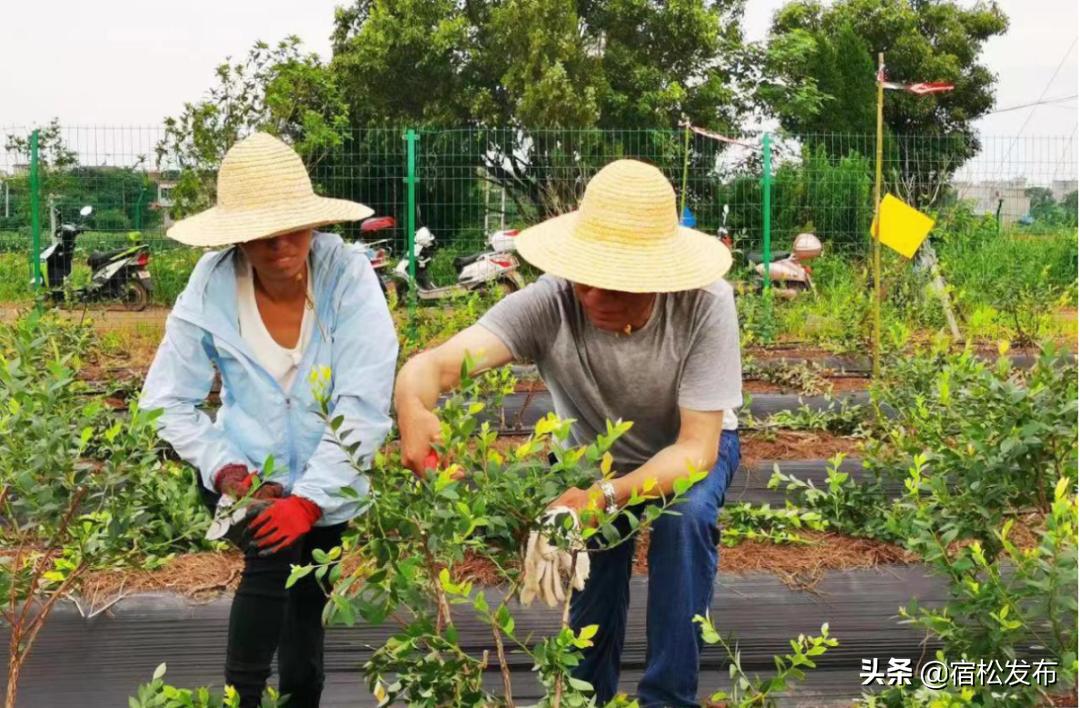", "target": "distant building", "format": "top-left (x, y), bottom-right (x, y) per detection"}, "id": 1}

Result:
top-left (1051, 179), bottom-right (1078, 201)
top-left (952, 179), bottom-right (1031, 225)
top-left (147, 171), bottom-right (178, 229)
